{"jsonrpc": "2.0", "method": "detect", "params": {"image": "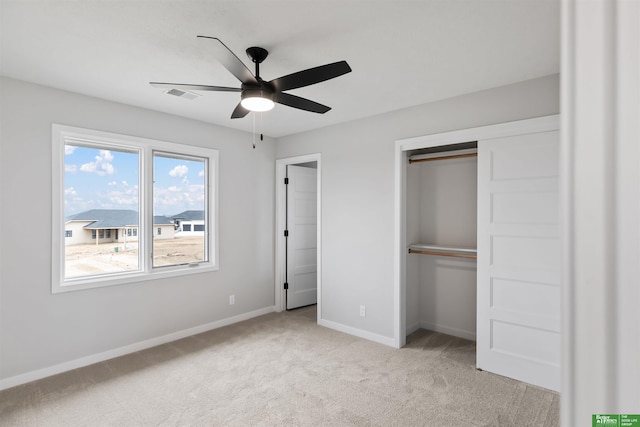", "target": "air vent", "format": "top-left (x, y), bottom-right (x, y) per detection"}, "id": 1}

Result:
top-left (164, 89), bottom-right (201, 101)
